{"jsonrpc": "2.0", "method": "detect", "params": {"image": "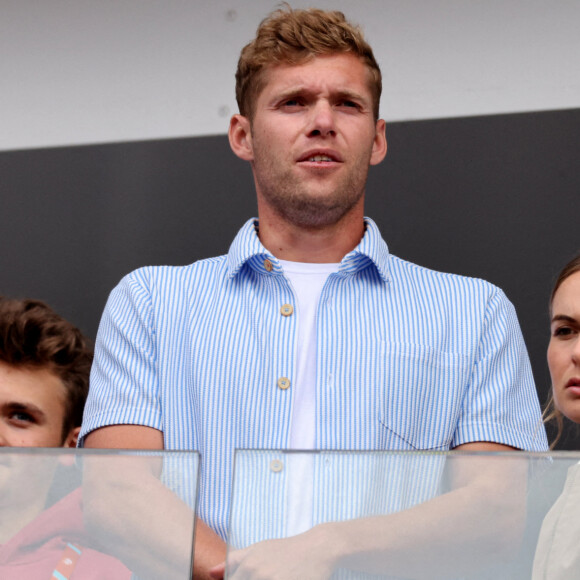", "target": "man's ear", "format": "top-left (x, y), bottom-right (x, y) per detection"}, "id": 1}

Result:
top-left (370, 119), bottom-right (387, 166)
top-left (57, 426), bottom-right (81, 466)
top-left (64, 426), bottom-right (80, 449)
top-left (228, 114), bottom-right (254, 161)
